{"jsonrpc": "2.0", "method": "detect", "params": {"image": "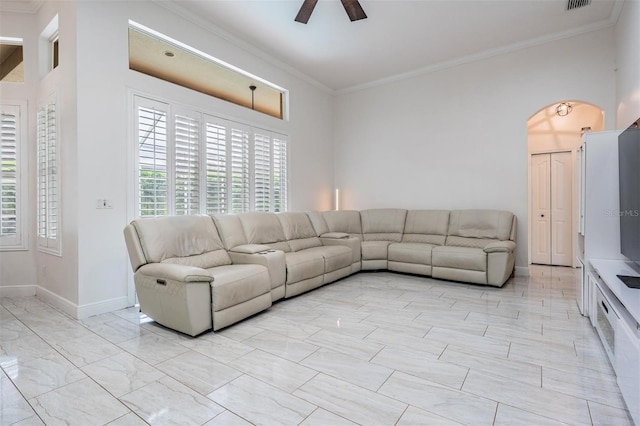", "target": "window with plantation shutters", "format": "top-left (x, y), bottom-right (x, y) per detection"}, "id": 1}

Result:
top-left (205, 121), bottom-right (227, 214)
top-left (254, 132), bottom-right (271, 212)
top-left (230, 126), bottom-right (250, 213)
top-left (174, 113), bottom-right (200, 215)
top-left (136, 98), bottom-right (168, 217)
top-left (36, 99), bottom-right (60, 254)
top-left (1, 104), bottom-right (26, 250)
top-left (132, 94), bottom-right (288, 217)
top-left (273, 135), bottom-right (288, 213)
